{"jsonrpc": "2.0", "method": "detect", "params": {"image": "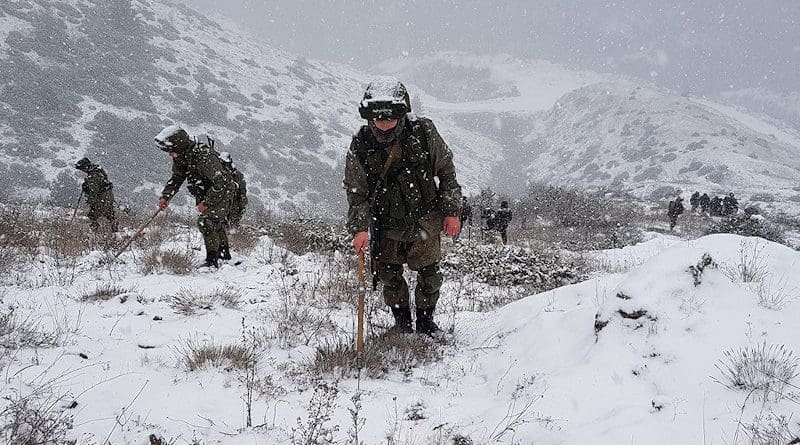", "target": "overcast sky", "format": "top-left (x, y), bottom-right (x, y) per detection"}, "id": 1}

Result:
top-left (181, 0), bottom-right (799, 95)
